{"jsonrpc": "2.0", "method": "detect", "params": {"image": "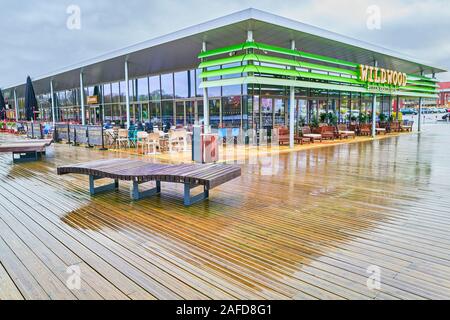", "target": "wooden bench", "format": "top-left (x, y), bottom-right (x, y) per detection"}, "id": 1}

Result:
top-left (57, 159), bottom-right (242, 206)
top-left (0, 139), bottom-right (53, 163)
